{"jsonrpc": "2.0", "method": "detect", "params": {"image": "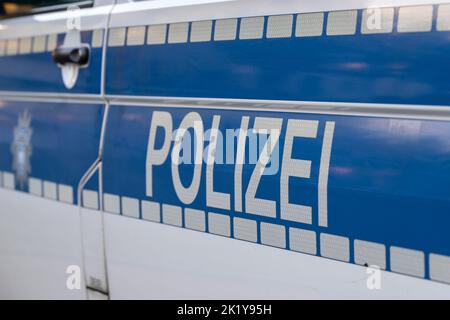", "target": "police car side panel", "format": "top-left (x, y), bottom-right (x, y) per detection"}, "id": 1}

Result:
top-left (99, 0), bottom-right (450, 295)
